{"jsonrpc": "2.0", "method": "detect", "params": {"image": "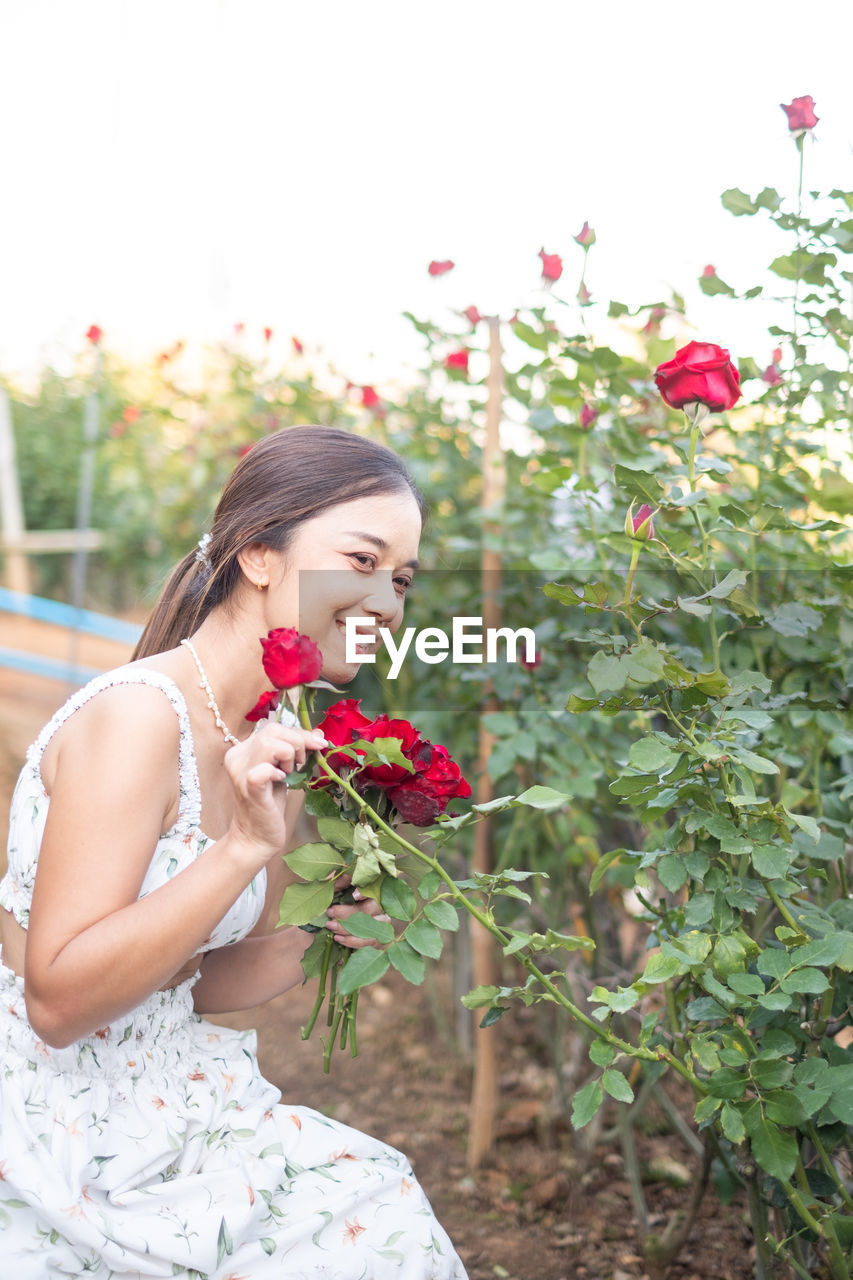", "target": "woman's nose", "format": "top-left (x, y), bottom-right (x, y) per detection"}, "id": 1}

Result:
top-left (361, 572), bottom-right (401, 623)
